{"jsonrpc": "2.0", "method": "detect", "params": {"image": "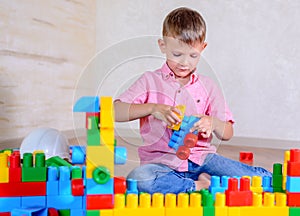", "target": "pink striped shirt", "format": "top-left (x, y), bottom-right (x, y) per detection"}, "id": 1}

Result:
top-left (116, 63), bottom-right (234, 171)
